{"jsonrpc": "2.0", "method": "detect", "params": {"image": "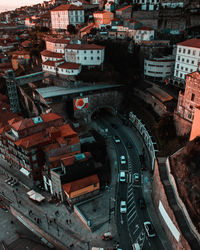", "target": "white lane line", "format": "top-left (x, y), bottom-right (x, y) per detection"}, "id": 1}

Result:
top-left (127, 204), bottom-right (135, 215)
top-left (132, 224), bottom-right (140, 236)
top-left (127, 210), bottom-right (136, 221)
top-left (127, 195), bottom-right (134, 205)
